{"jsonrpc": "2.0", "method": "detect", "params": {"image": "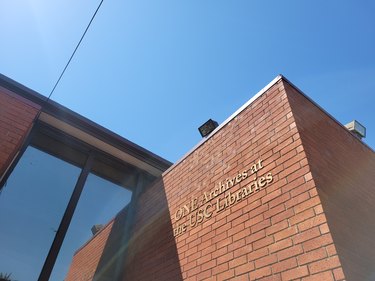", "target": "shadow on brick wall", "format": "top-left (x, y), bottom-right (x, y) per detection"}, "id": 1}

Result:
top-left (91, 177), bottom-right (183, 281)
